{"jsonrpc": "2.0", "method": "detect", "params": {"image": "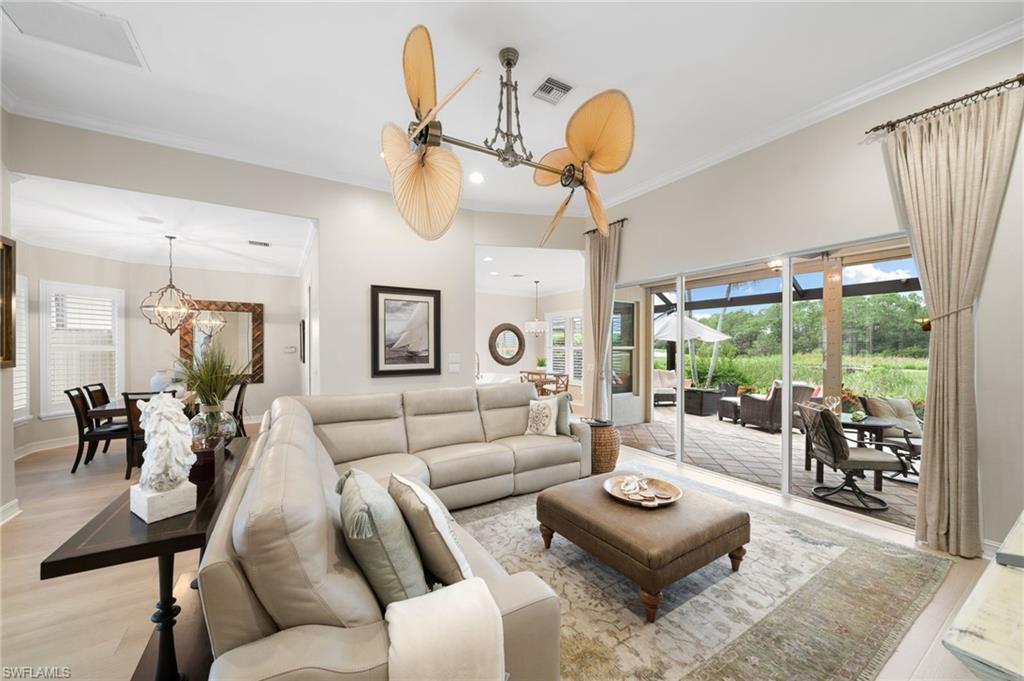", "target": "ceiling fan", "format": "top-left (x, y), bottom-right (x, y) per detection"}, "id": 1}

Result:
top-left (381, 25), bottom-right (635, 246)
